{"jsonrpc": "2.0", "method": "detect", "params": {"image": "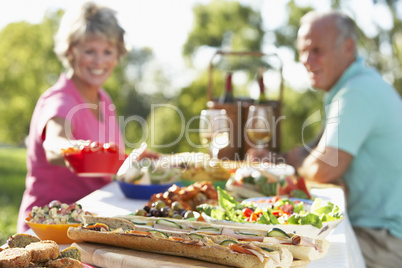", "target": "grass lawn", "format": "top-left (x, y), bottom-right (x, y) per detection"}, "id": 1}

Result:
top-left (0, 147), bottom-right (27, 245)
